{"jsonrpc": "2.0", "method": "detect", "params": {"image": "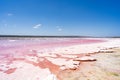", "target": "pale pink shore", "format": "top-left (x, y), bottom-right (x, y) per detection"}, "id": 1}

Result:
top-left (0, 38), bottom-right (120, 80)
